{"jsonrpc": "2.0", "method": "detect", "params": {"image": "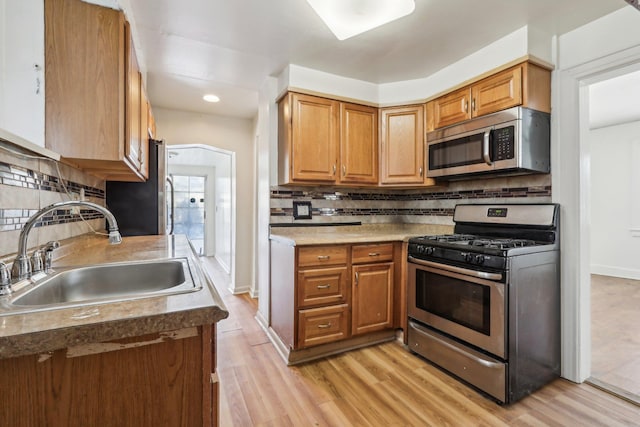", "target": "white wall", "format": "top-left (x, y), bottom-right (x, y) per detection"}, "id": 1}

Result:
top-left (155, 107), bottom-right (255, 293)
top-left (255, 76), bottom-right (278, 327)
top-left (280, 25), bottom-right (552, 106)
top-left (589, 120), bottom-right (640, 279)
top-left (553, 4), bottom-right (640, 382)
